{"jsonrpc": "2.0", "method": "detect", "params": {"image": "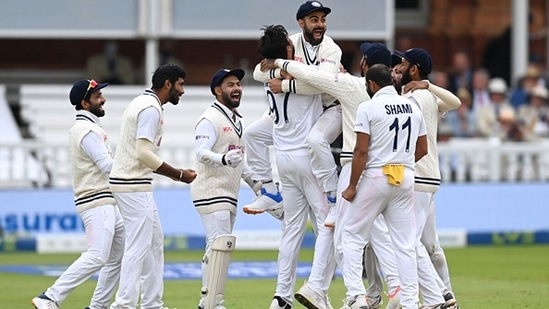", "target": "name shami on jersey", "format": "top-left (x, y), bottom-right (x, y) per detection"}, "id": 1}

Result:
top-left (385, 103), bottom-right (413, 115)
